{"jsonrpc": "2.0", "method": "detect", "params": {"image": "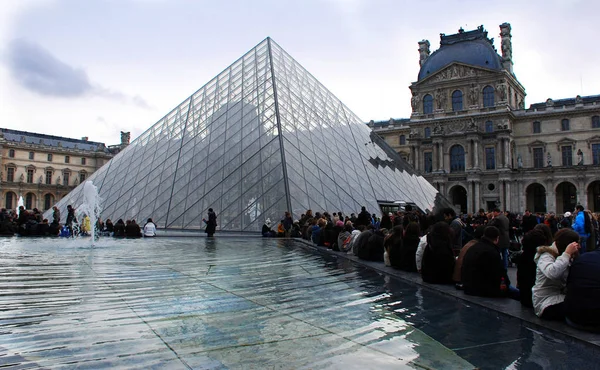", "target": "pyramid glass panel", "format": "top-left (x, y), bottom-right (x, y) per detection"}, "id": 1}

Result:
top-left (47, 38), bottom-right (449, 231)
